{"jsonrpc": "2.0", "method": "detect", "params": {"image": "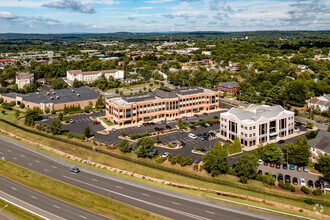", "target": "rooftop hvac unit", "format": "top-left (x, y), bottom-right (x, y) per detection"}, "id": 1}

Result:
top-left (50, 97), bottom-right (54, 100)
top-left (47, 92), bottom-right (50, 95)
top-left (77, 94), bottom-right (80, 97)
top-left (71, 89), bottom-right (75, 93)
top-left (56, 96), bottom-right (59, 99)
top-left (52, 92), bottom-right (55, 95)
